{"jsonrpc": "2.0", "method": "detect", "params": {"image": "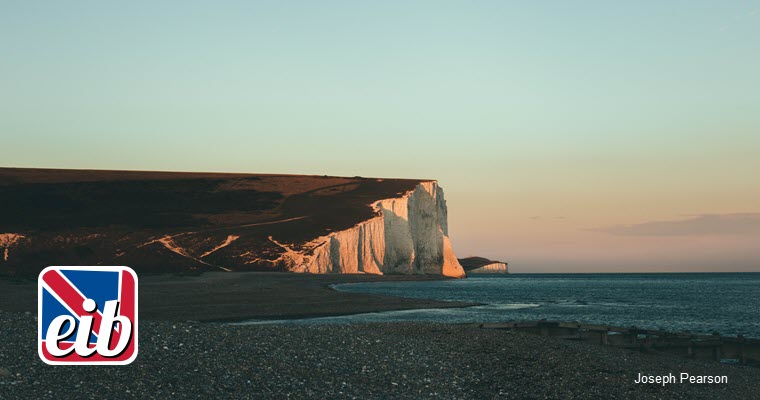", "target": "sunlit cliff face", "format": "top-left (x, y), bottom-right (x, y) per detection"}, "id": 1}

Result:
top-left (278, 181), bottom-right (465, 278)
